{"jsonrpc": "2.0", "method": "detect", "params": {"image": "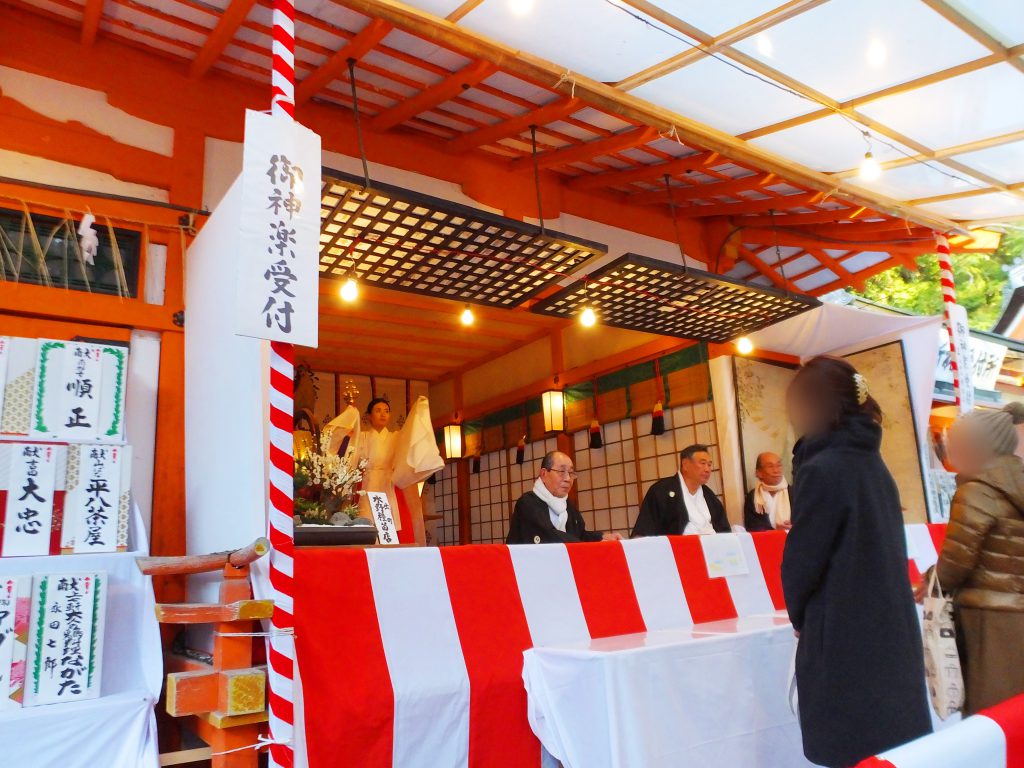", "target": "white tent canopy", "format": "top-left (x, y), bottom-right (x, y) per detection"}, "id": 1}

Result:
top-left (748, 301), bottom-right (942, 442)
